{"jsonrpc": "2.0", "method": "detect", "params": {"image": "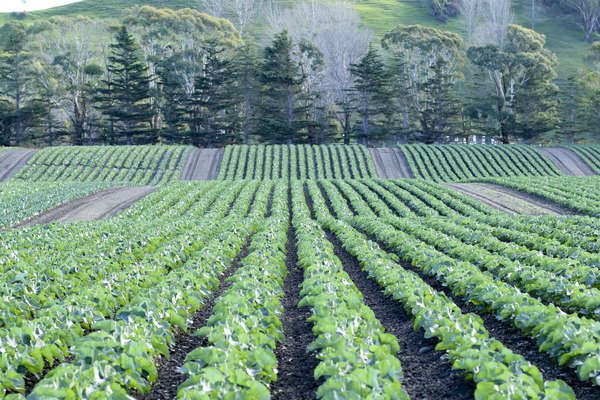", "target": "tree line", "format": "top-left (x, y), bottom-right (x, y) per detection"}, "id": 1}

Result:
top-left (0, 3), bottom-right (599, 147)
